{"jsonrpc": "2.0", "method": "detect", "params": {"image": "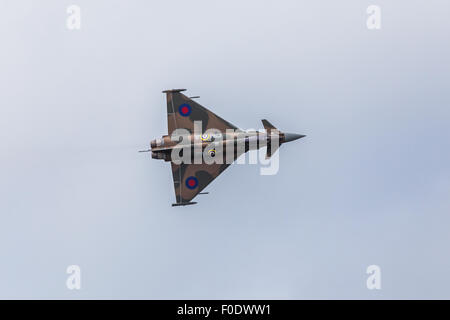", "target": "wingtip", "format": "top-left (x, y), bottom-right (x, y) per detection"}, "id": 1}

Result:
top-left (162, 89), bottom-right (187, 93)
top-left (171, 201), bottom-right (197, 207)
